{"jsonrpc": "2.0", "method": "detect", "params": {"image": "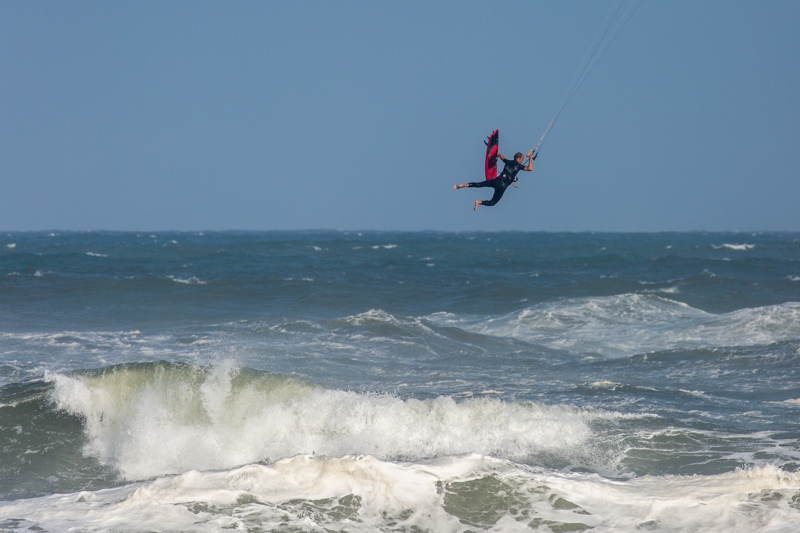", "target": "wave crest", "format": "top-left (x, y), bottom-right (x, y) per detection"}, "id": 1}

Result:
top-left (430, 295), bottom-right (800, 357)
top-left (45, 361), bottom-right (618, 481)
